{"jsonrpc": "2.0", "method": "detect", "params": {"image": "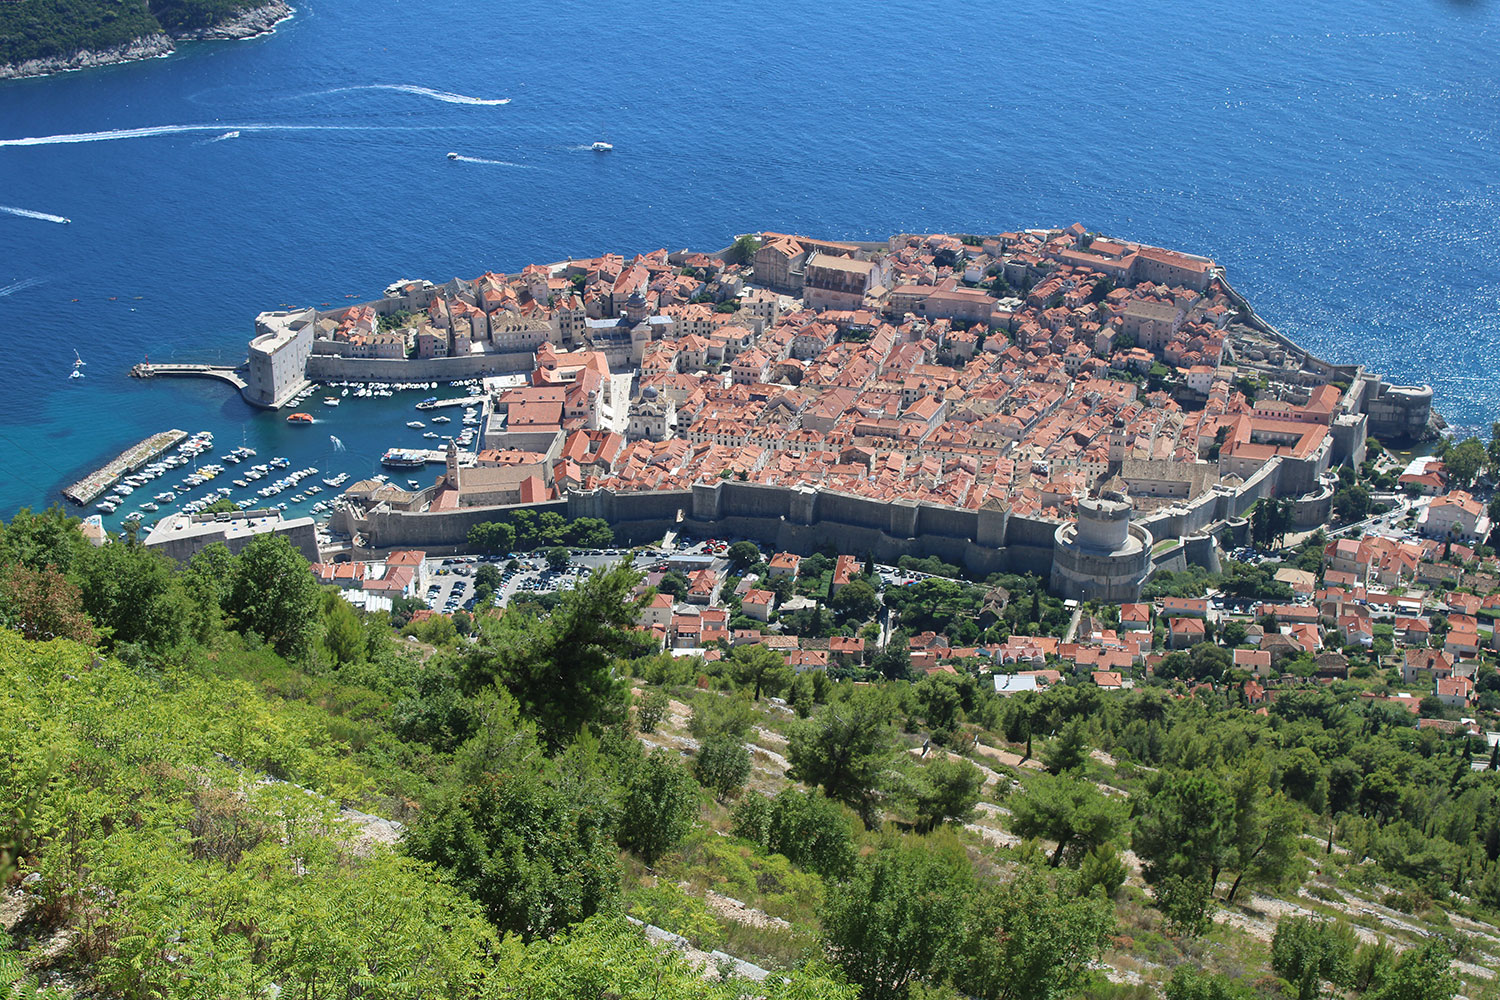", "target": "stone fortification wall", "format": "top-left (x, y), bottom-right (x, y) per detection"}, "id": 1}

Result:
top-left (356, 499), bottom-right (570, 553)
top-left (348, 451), bottom-right (1328, 594)
top-left (306, 352), bottom-right (534, 383)
top-left (1150, 542), bottom-right (1188, 577)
